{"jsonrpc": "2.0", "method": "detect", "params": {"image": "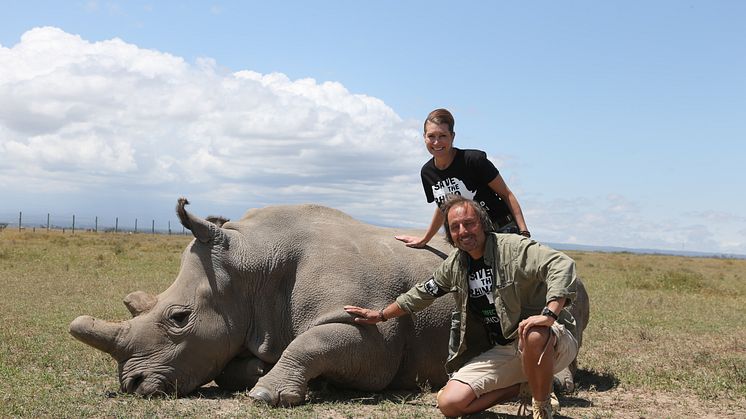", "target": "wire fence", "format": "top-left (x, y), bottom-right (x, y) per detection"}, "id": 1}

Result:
top-left (0, 211), bottom-right (188, 235)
